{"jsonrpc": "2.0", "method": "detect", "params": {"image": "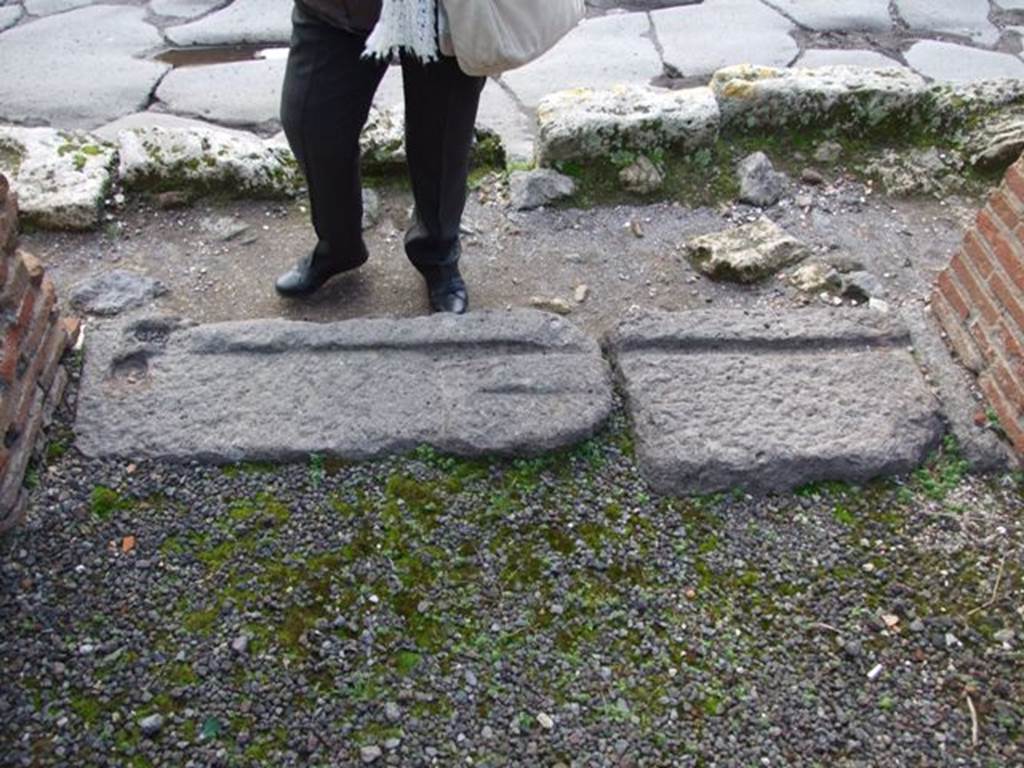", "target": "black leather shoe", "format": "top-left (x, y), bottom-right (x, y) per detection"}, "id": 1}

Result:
top-left (422, 264), bottom-right (469, 314)
top-left (275, 243), bottom-right (367, 298)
